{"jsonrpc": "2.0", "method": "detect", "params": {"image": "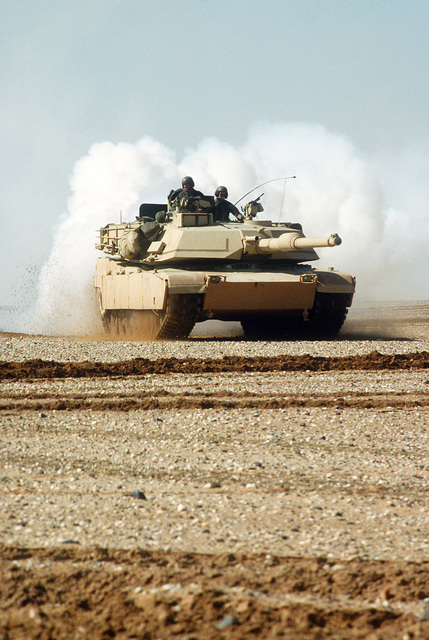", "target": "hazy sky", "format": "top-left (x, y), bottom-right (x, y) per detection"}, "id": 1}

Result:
top-left (1, 0), bottom-right (429, 312)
